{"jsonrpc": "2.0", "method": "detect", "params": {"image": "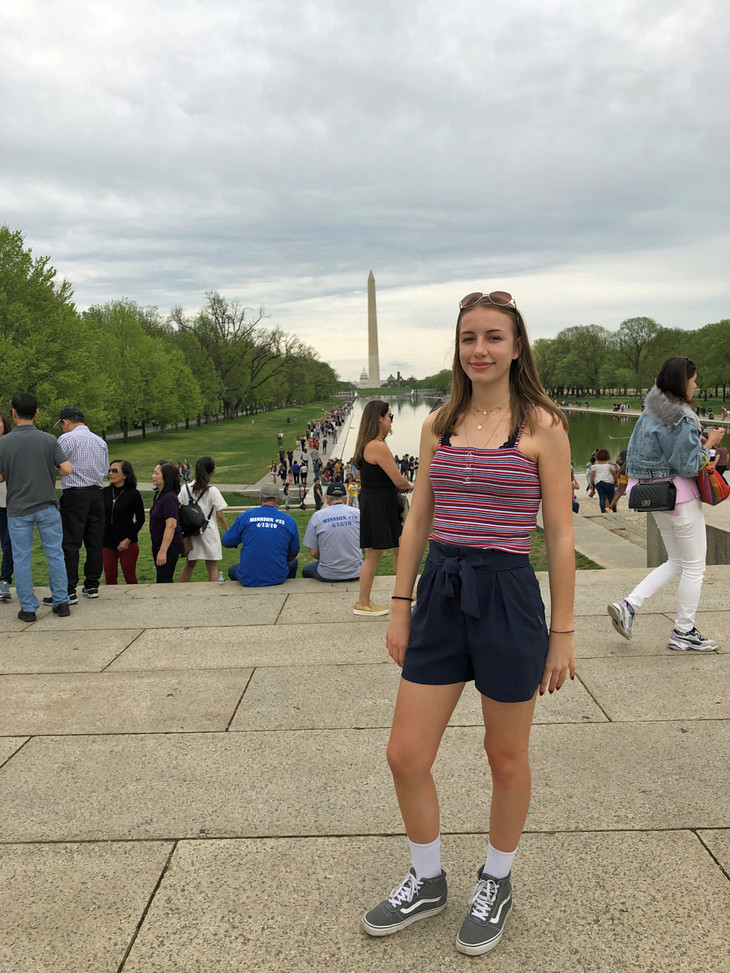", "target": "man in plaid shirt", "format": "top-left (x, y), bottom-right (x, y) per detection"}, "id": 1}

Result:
top-left (47, 406), bottom-right (108, 603)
